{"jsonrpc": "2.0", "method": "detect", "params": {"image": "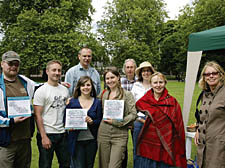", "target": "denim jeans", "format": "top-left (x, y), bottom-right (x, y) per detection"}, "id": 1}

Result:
top-left (37, 133), bottom-right (70, 168)
top-left (133, 117), bottom-right (145, 168)
top-left (71, 139), bottom-right (97, 168)
top-left (135, 156), bottom-right (178, 168)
